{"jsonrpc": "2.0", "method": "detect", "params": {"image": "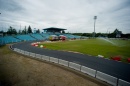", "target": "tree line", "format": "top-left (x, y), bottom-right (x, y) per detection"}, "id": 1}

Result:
top-left (72, 29), bottom-right (130, 38)
top-left (0, 25), bottom-right (40, 36)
